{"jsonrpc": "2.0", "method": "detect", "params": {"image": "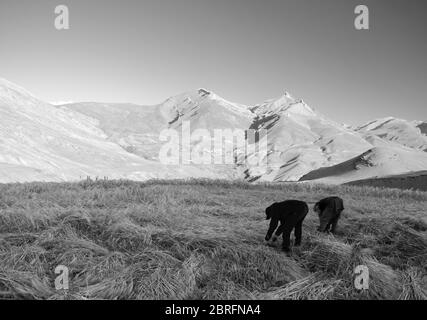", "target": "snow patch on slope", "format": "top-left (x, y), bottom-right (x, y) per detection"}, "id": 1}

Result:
top-left (356, 117), bottom-right (427, 151)
top-left (299, 145), bottom-right (427, 184)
